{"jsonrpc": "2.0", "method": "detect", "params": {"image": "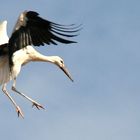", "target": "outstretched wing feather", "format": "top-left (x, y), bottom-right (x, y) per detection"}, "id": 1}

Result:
top-left (9, 11), bottom-right (80, 50)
